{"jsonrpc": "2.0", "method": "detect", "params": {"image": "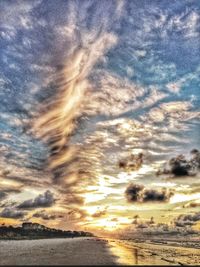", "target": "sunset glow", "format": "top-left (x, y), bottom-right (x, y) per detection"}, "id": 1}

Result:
top-left (0, 1), bottom-right (200, 242)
